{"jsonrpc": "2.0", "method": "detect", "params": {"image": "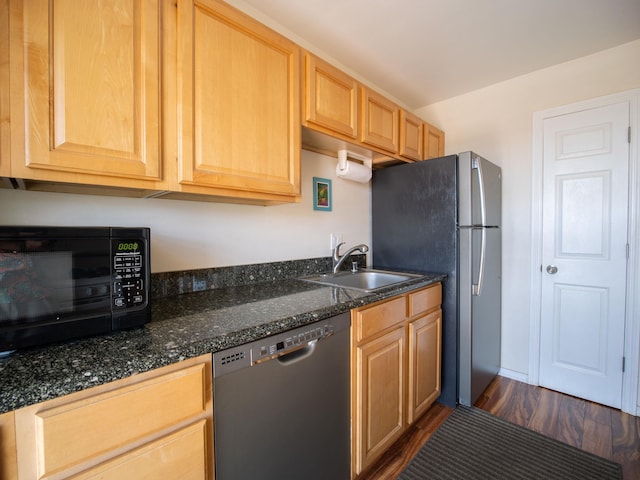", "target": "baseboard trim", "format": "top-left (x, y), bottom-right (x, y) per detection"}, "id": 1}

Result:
top-left (498, 368), bottom-right (529, 384)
